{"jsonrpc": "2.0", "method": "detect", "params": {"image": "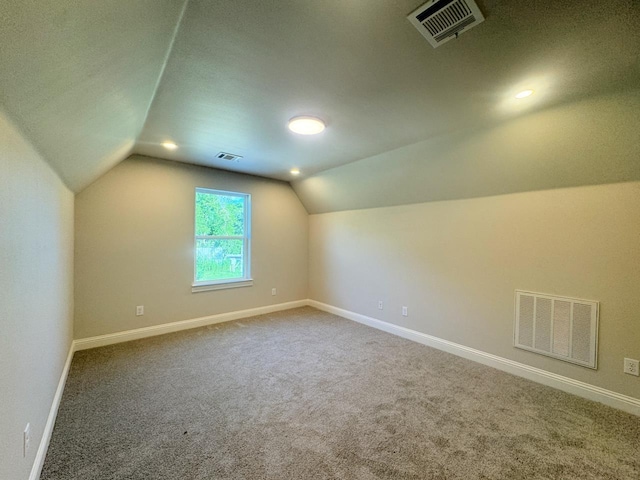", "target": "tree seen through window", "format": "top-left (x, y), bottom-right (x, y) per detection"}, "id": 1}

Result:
top-left (194, 189), bottom-right (250, 283)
